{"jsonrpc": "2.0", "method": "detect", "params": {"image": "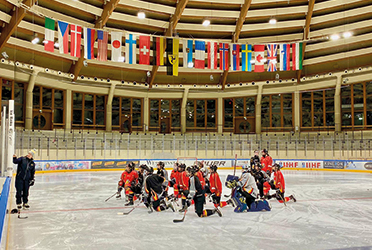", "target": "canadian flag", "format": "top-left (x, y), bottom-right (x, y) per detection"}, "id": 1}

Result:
top-left (139, 35), bottom-right (150, 65)
top-left (254, 44), bottom-right (265, 72)
top-left (207, 41), bottom-right (218, 69)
